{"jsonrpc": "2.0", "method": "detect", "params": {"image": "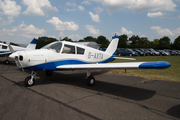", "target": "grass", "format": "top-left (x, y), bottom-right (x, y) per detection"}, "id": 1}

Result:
top-left (106, 56), bottom-right (180, 82)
